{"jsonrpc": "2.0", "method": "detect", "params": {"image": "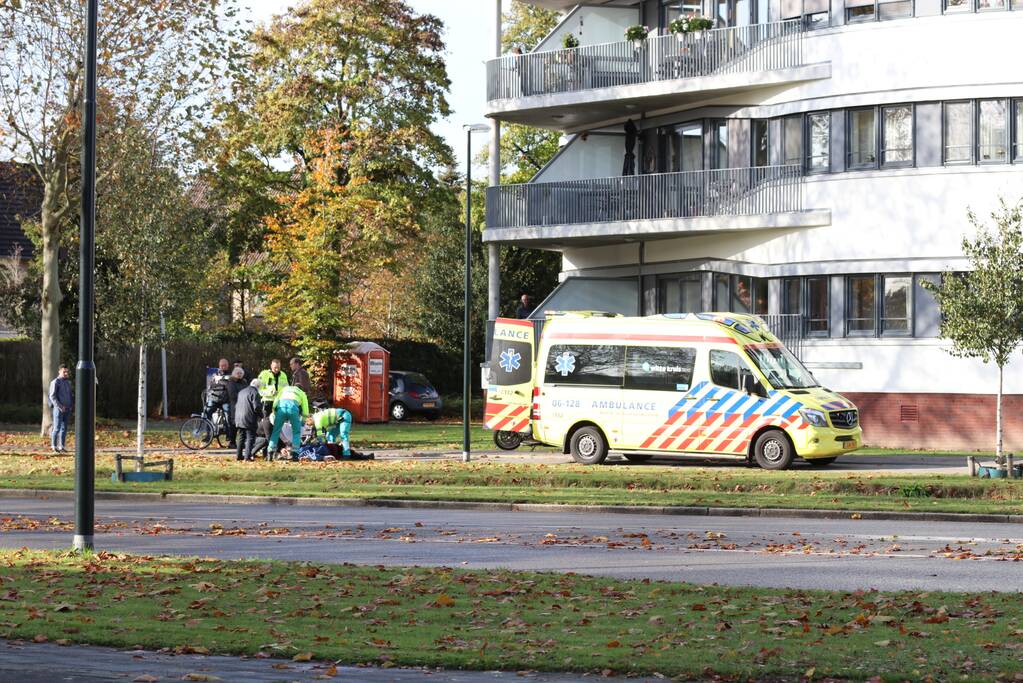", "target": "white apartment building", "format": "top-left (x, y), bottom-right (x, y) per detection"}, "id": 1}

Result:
top-left (482, 0), bottom-right (1023, 449)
